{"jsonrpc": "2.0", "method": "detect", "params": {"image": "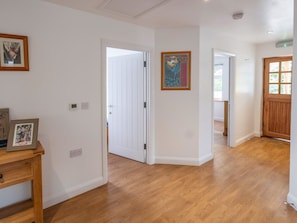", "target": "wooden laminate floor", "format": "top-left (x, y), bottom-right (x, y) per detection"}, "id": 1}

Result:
top-left (44, 137), bottom-right (297, 223)
top-left (214, 121), bottom-right (227, 146)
